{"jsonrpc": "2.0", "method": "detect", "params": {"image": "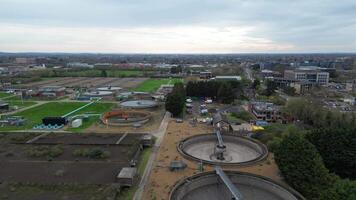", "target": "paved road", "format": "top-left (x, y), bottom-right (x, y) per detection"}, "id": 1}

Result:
top-left (245, 67), bottom-right (255, 82)
top-left (133, 111), bottom-right (171, 200)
